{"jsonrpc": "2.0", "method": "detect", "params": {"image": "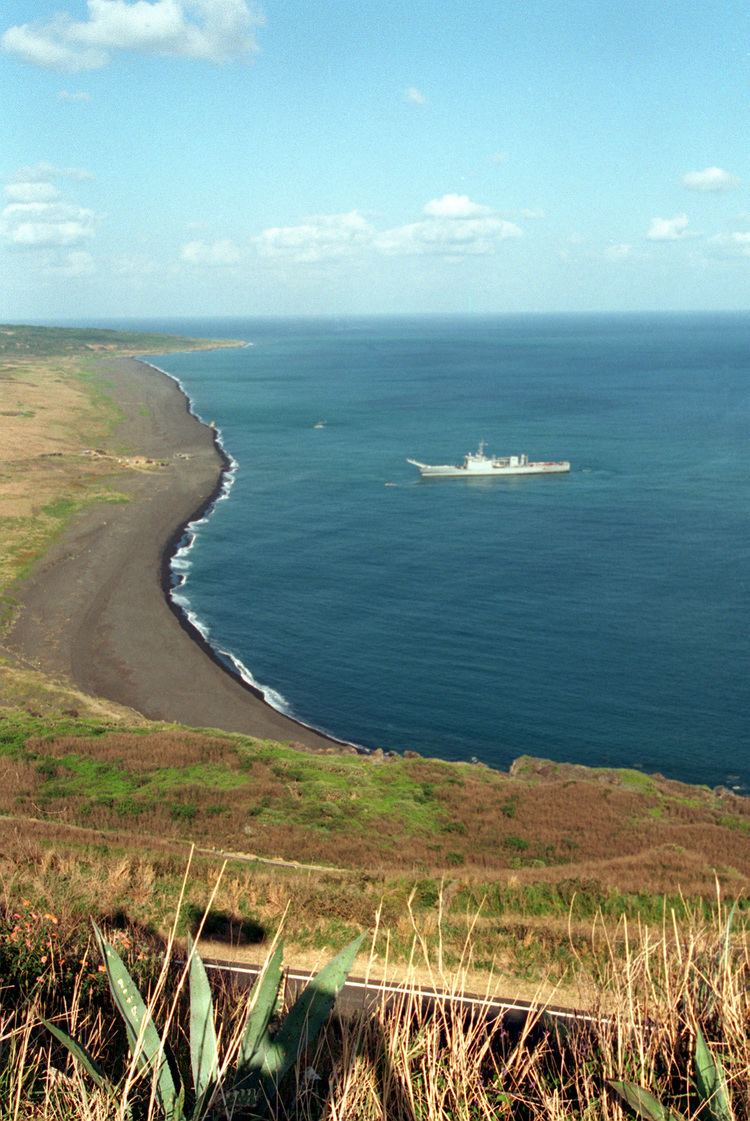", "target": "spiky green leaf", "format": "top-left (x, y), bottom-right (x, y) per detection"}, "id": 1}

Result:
top-left (92, 922), bottom-right (181, 1120)
top-left (187, 937), bottom-right (218, 1099)
top-left (694, 1028), bottom-right (732, 1121)
top-left (609, 1081), bottom-right (672, 1121)
top-left (258, 932), bottom-right (364, 1085)
top-left (42, 1018), bottom-right (109, 1090)
top-left (236, 942), bottom-right (284, 1074)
